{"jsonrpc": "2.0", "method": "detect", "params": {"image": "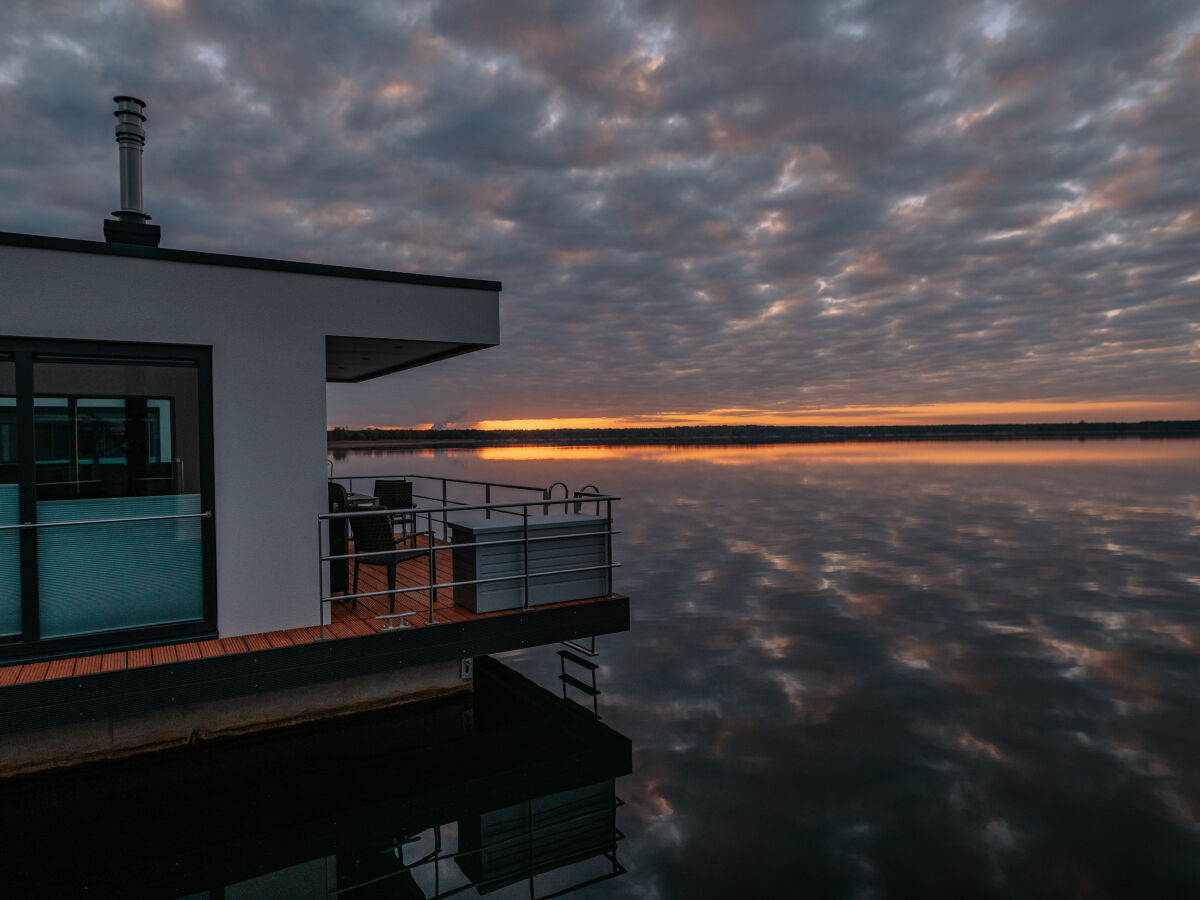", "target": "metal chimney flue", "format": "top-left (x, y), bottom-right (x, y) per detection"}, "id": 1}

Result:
top-left (103, 95), bottom-right (161, 247)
